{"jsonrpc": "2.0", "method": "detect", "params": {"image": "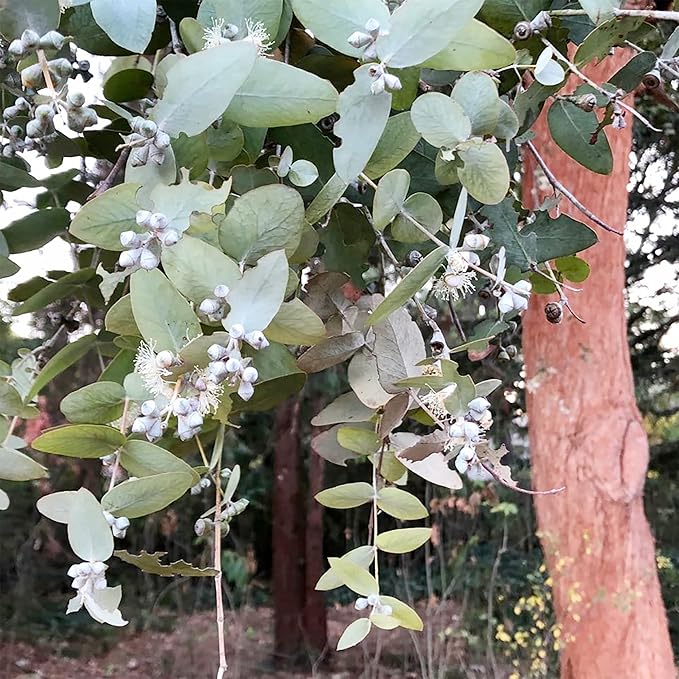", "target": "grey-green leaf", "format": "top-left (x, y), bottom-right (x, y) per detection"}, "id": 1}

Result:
top-left (373, 169), bottom-right (410, 231)
top-left (410, 92), bottom-right (471, 149)
top-left (150, 42), bottom-right (258, 137)
top-left (67, 488), bottom-right (114, 562)
top-left (0, 446), bottom-right (47, 481)
top-left (219, 184), bottom-right (305, 263)
top-left (457, 141), bottom-right (510, 205)
top-left (32, 424), bottom-right (126, 458)
top-left (60, 382), bottom-right (126, 424)
top-left (90, 0), bottom-right (156, 53)
top-left (130, 268), bottom-right (202, 353)
top-left (333, 64), bottom-right (392, 183)
top-left (547, 100), bottom-right (613, 175)
top-left (101, 471), bottom-right (194, 518)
